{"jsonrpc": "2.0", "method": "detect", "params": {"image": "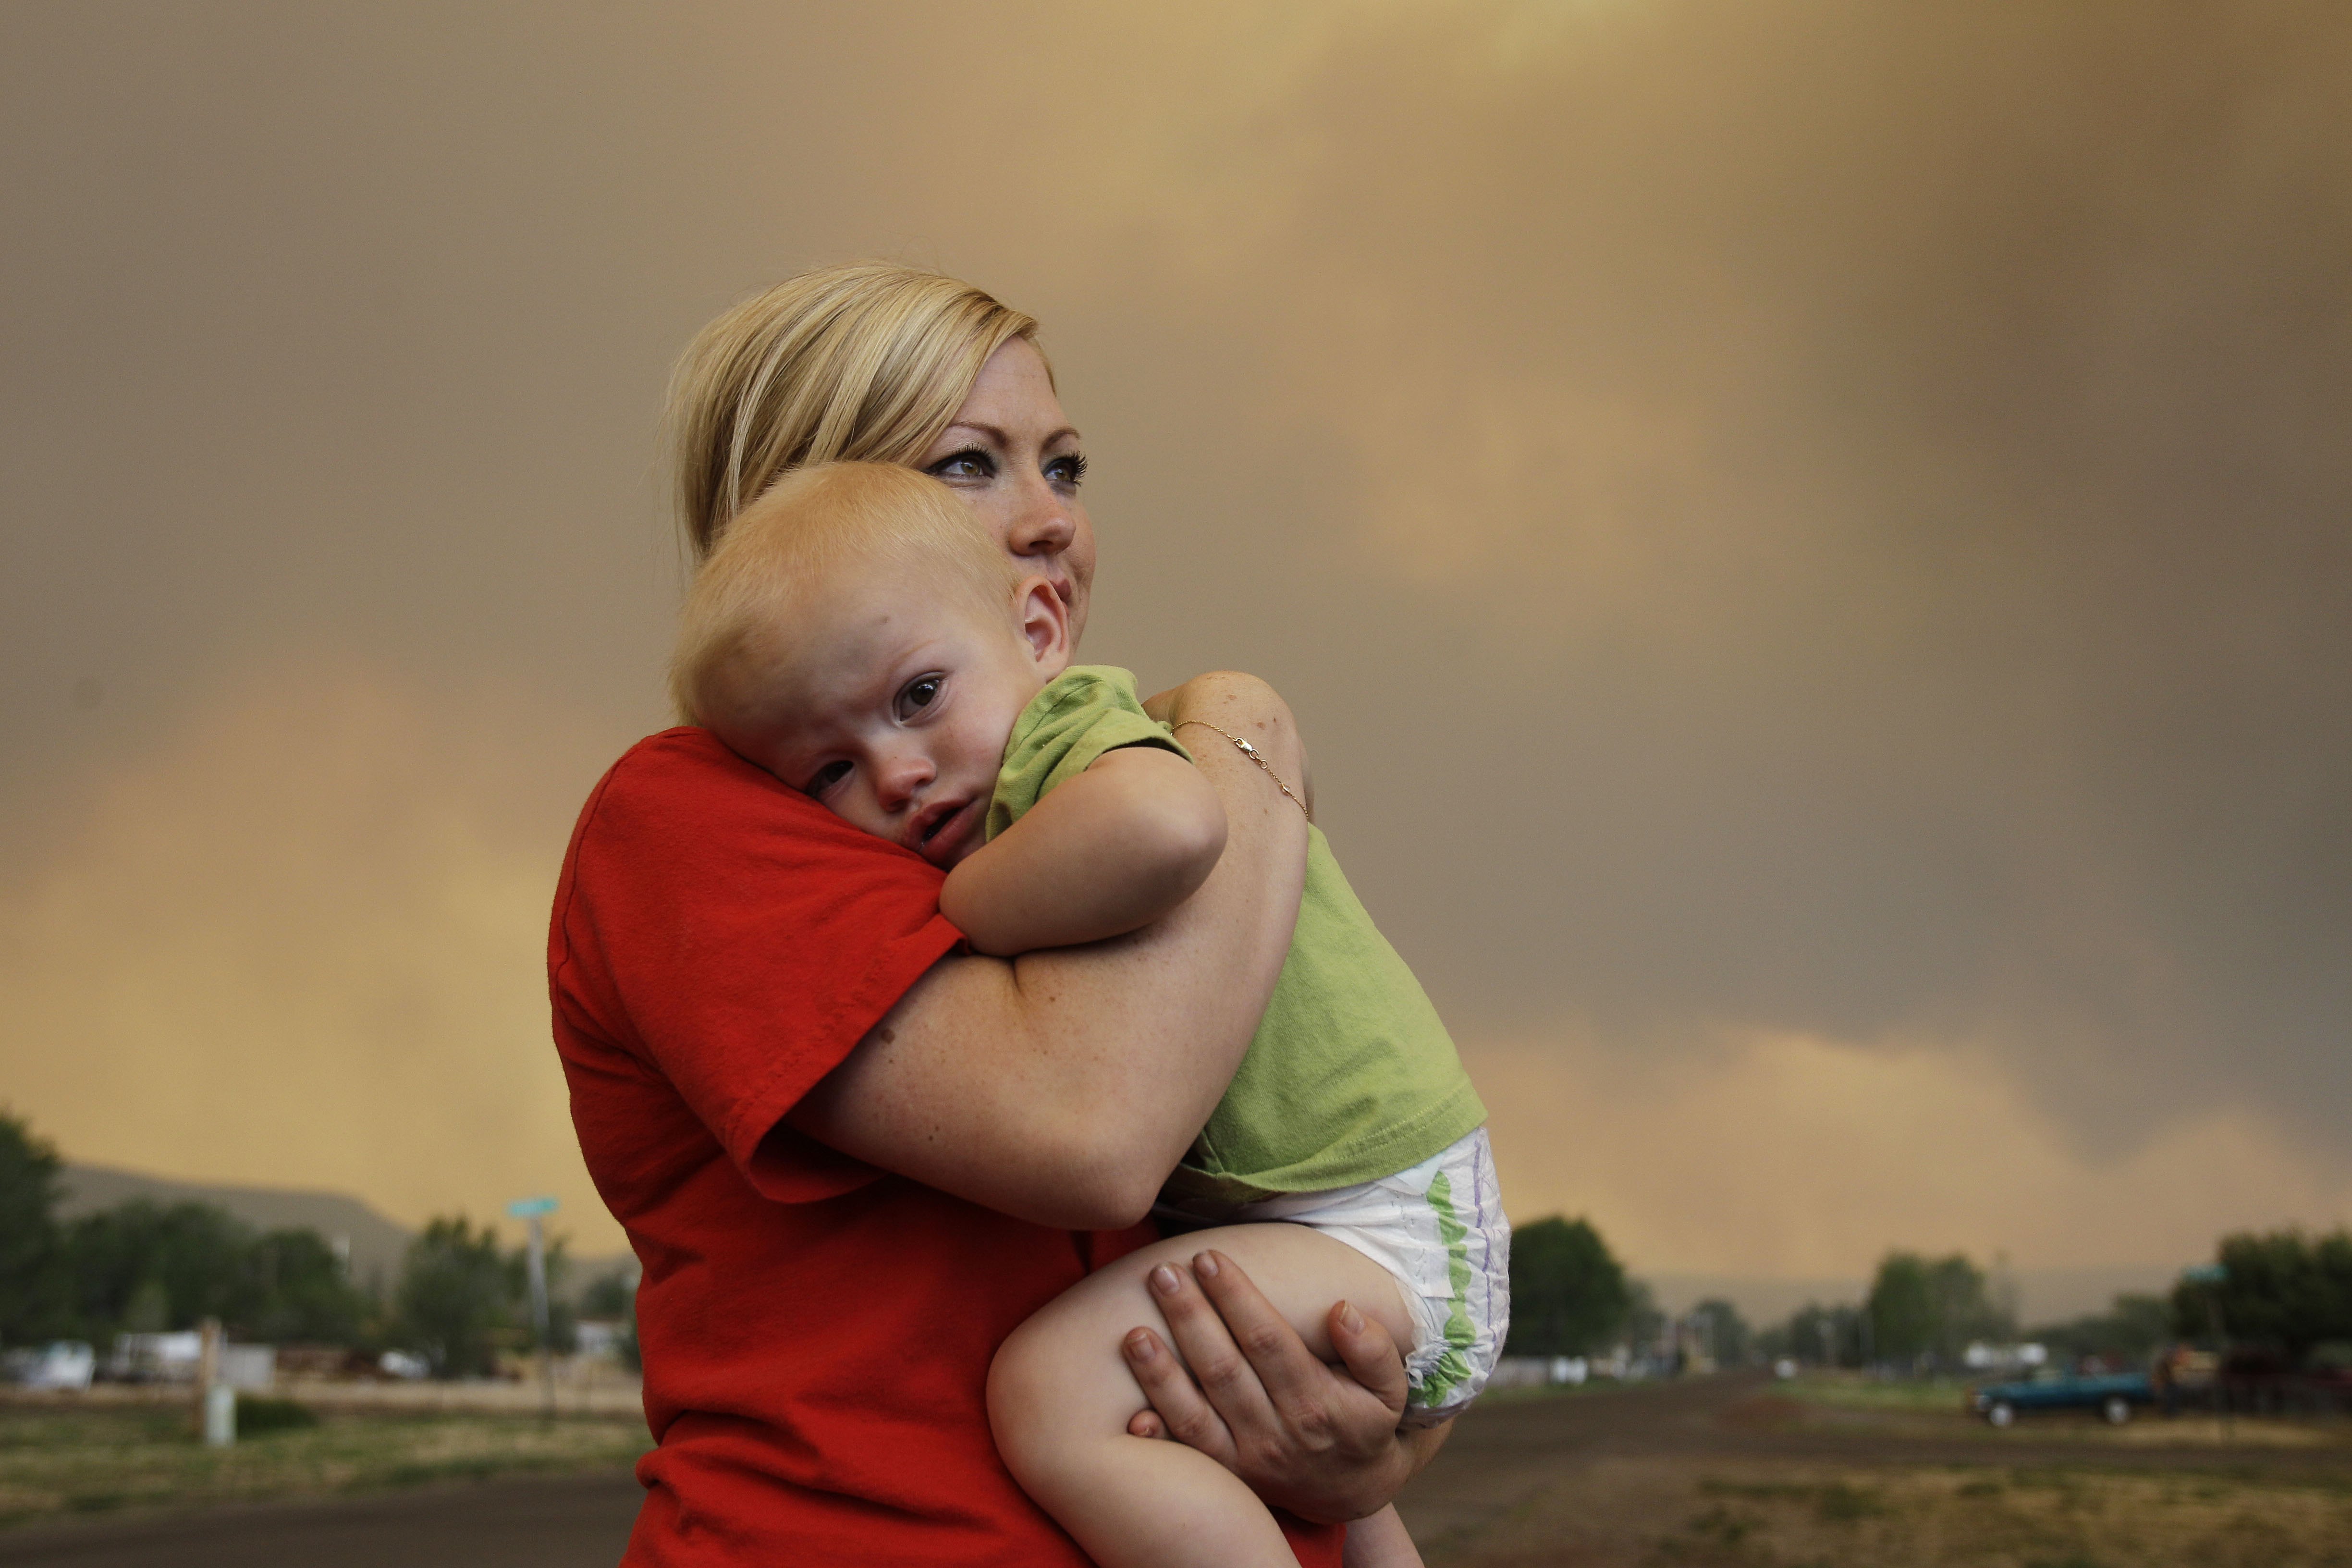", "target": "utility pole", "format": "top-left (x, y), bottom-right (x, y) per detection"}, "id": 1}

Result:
top-left (509, 1197), bottom-right (560, 1421)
